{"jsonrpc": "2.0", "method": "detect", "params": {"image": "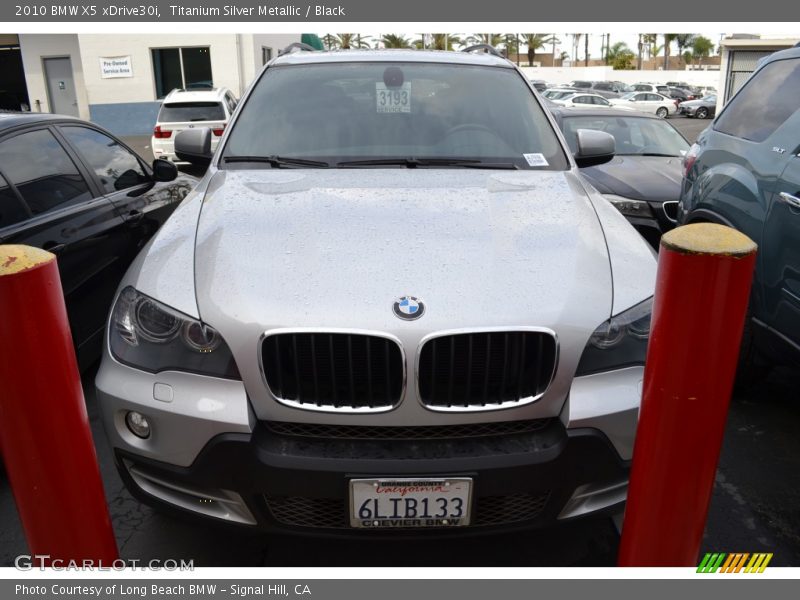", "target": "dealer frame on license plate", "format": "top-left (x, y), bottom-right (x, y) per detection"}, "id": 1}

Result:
top-left (349, 477), bottom-right (473, 529)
